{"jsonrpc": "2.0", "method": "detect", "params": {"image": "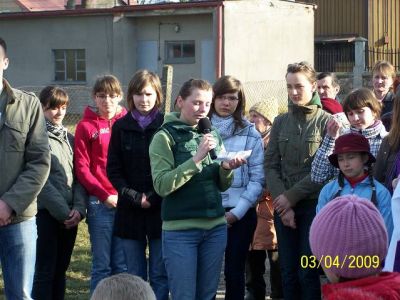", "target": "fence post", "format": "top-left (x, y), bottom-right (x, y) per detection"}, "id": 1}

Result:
top-left (353, 37), bottom-right (368, 89)
top-left (162, 65), bottom-right (173, 113)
